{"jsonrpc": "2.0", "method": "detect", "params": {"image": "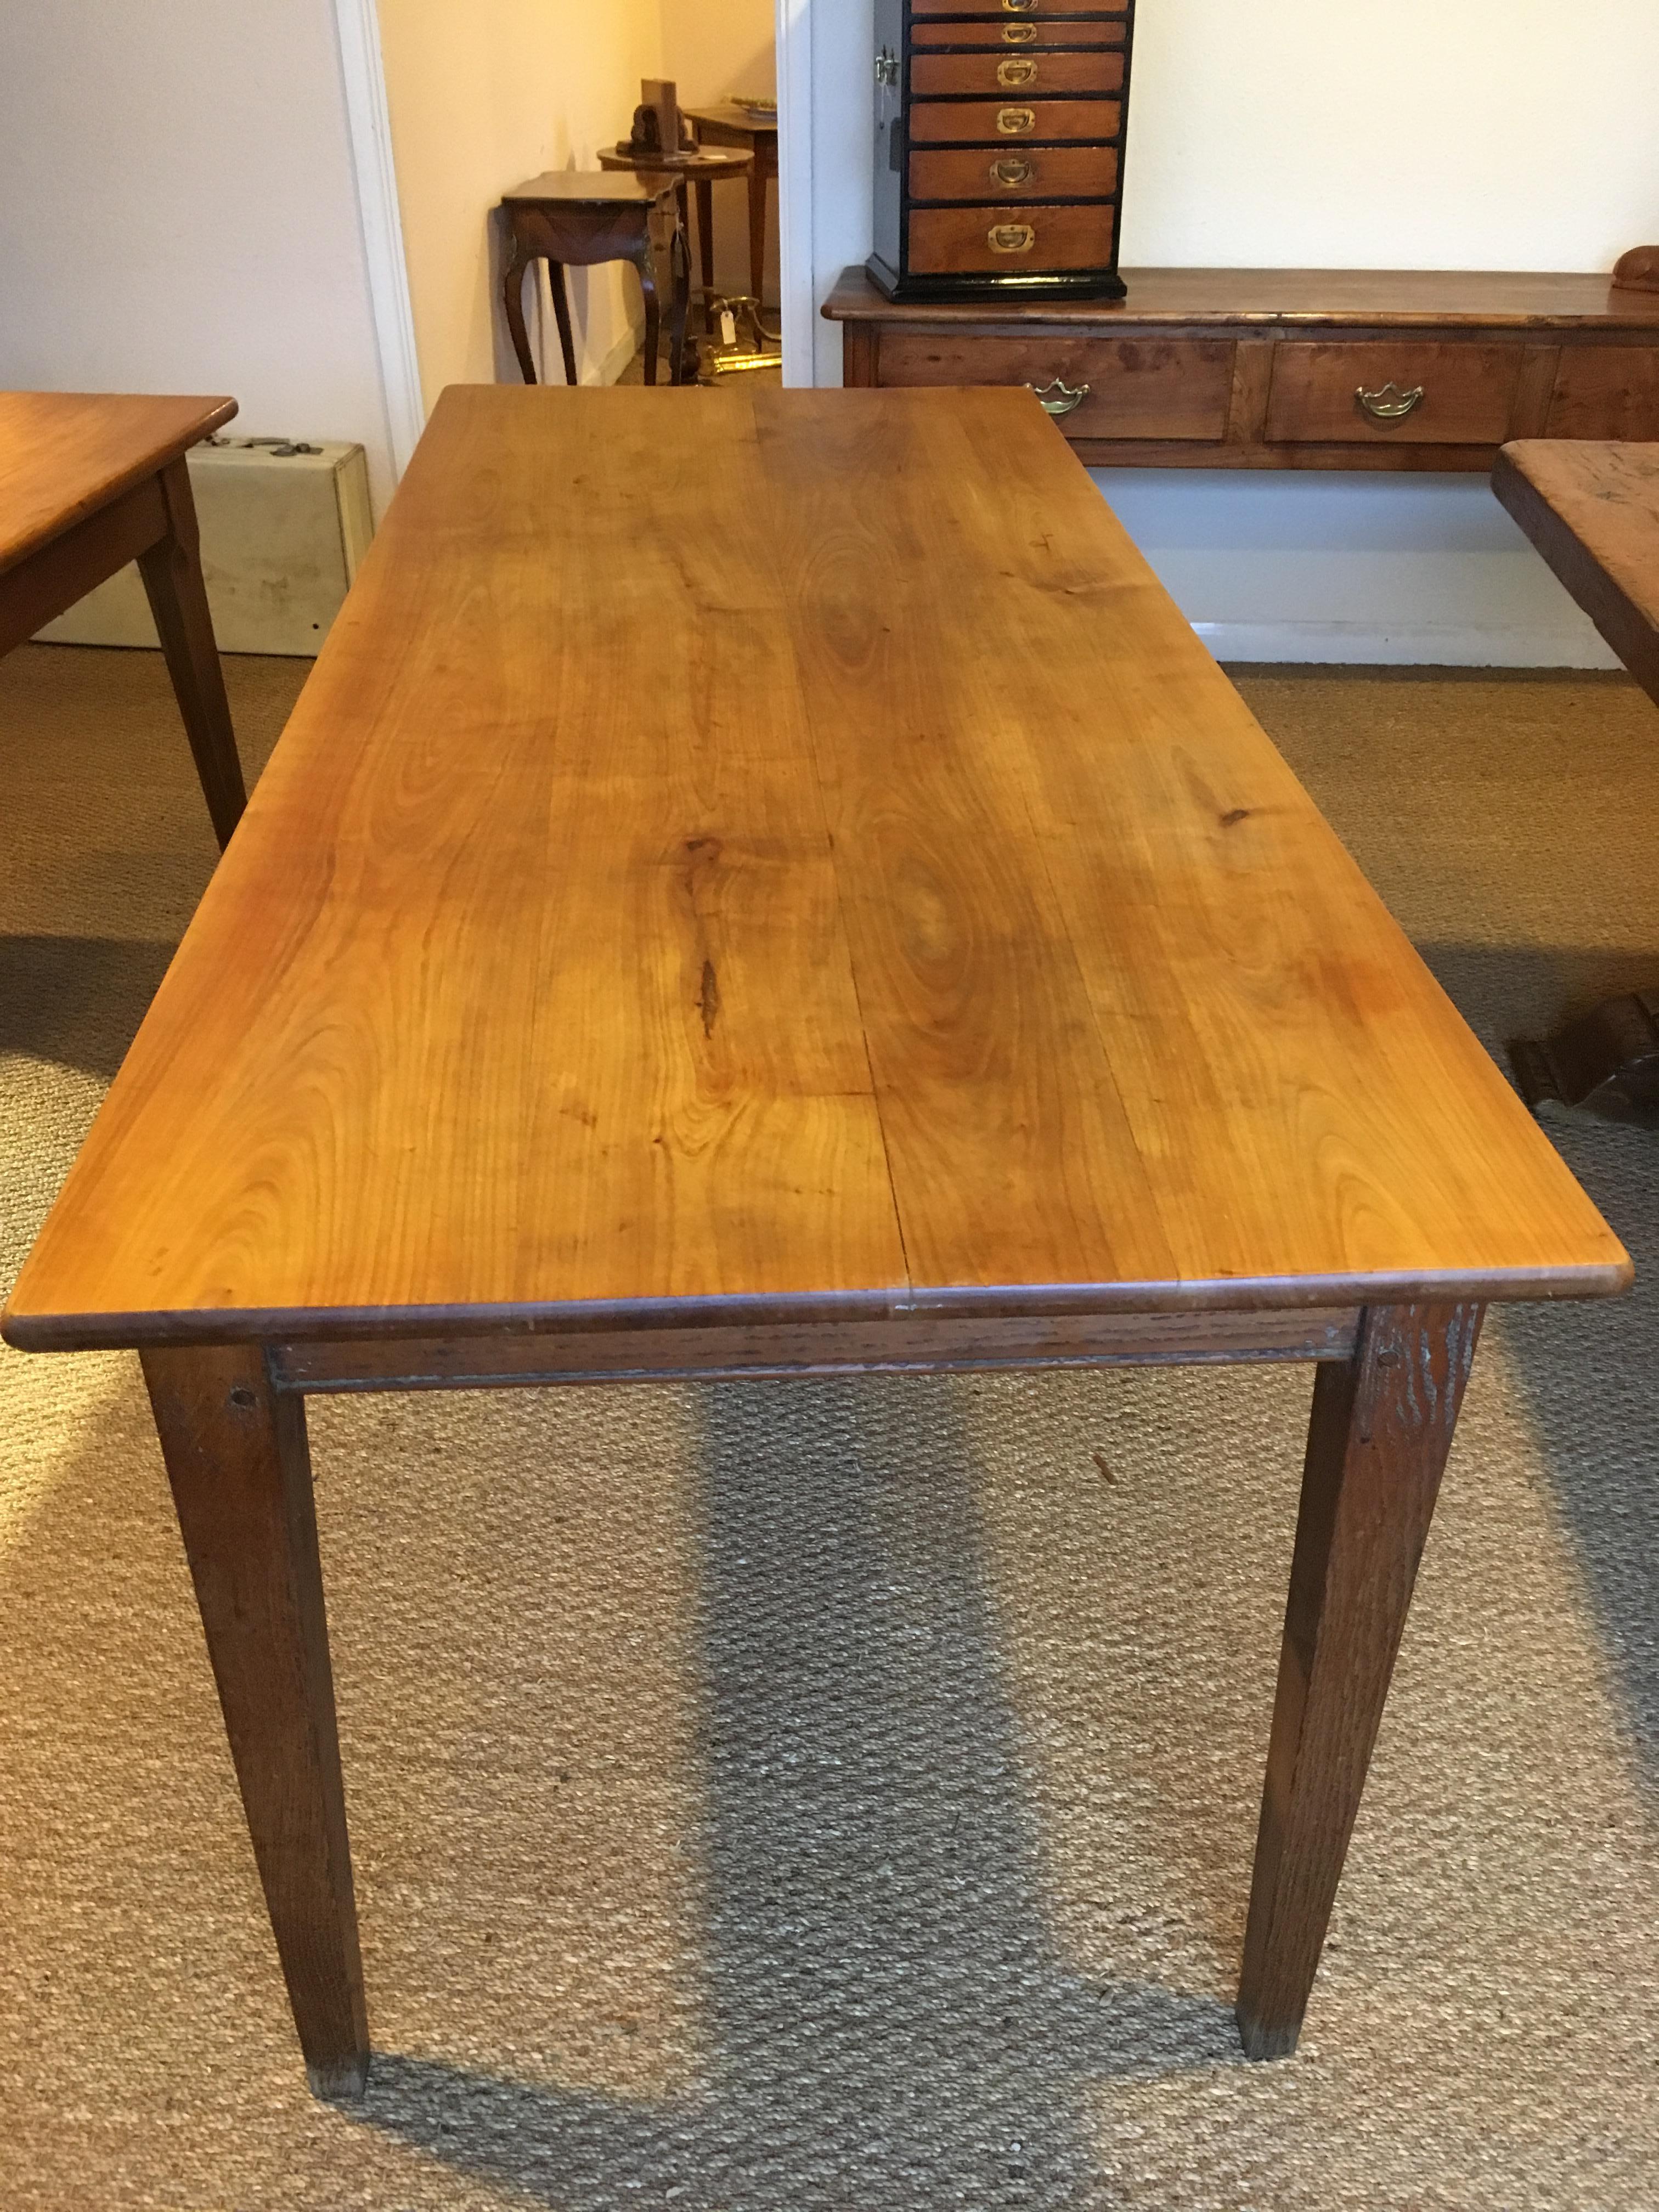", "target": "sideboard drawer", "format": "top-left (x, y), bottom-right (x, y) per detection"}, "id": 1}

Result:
top-left (876, 333), bottom-right (1235, 441)
top-left (911, 145), bottom-right (1120, 201)
top-left (911, 51), bottom-right (1126, 96)
top-left (909, 98), bottom-right (1122, 144)
top-left (909, 205), bottom-right (1119, 278)
top-left (1266, 342), bottom-right (1525, 445)
top-left (1547, 346), bottom-right (1659, 440)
